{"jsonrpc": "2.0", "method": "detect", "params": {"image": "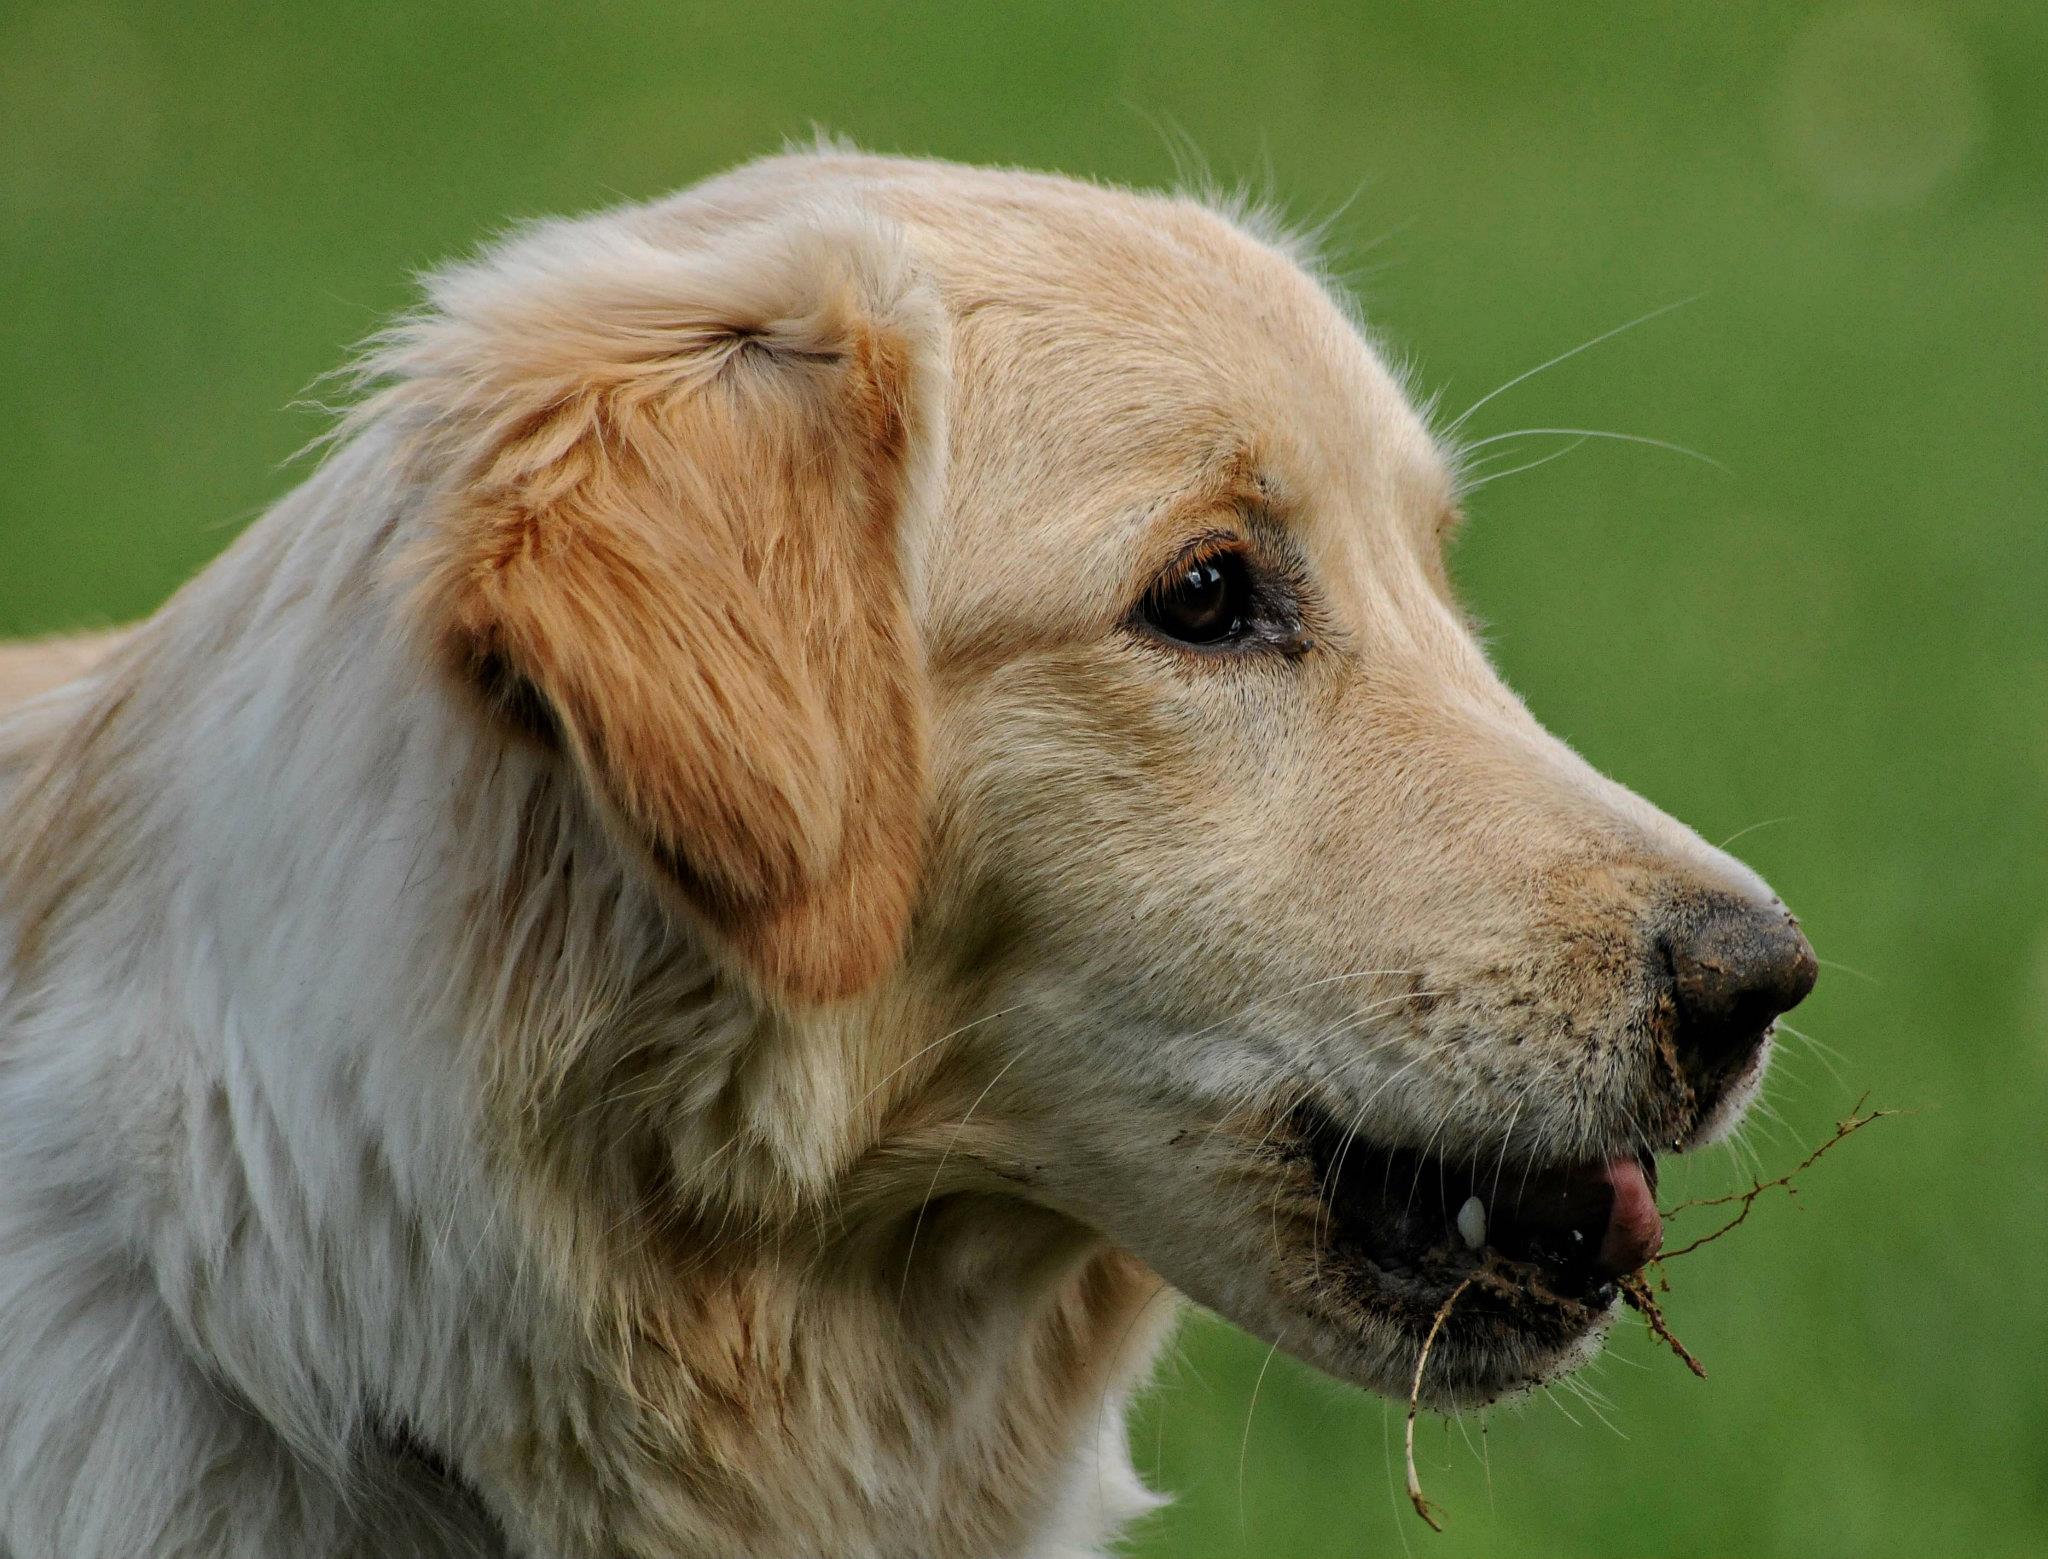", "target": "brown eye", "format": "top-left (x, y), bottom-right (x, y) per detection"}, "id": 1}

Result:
top-left (1142, 551), bottom-right (1253, 646)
